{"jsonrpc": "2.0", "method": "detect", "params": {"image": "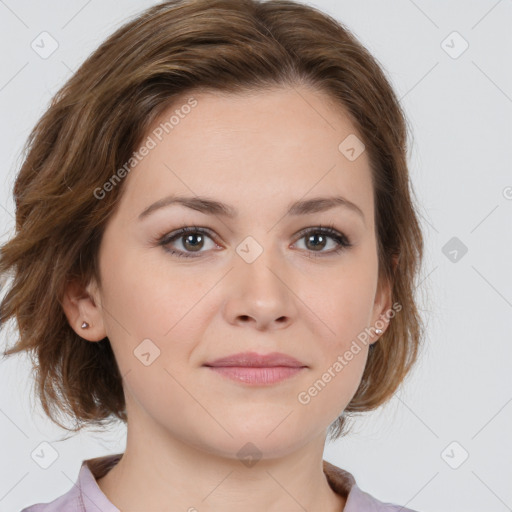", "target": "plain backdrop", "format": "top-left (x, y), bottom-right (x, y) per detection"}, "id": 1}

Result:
top-left (0, 1), bottom-right (511, 511)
